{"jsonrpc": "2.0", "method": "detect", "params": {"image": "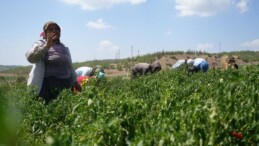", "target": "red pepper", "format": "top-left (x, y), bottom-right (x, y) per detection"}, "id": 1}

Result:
top-left (231, 131), bottom-right (243, 139)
